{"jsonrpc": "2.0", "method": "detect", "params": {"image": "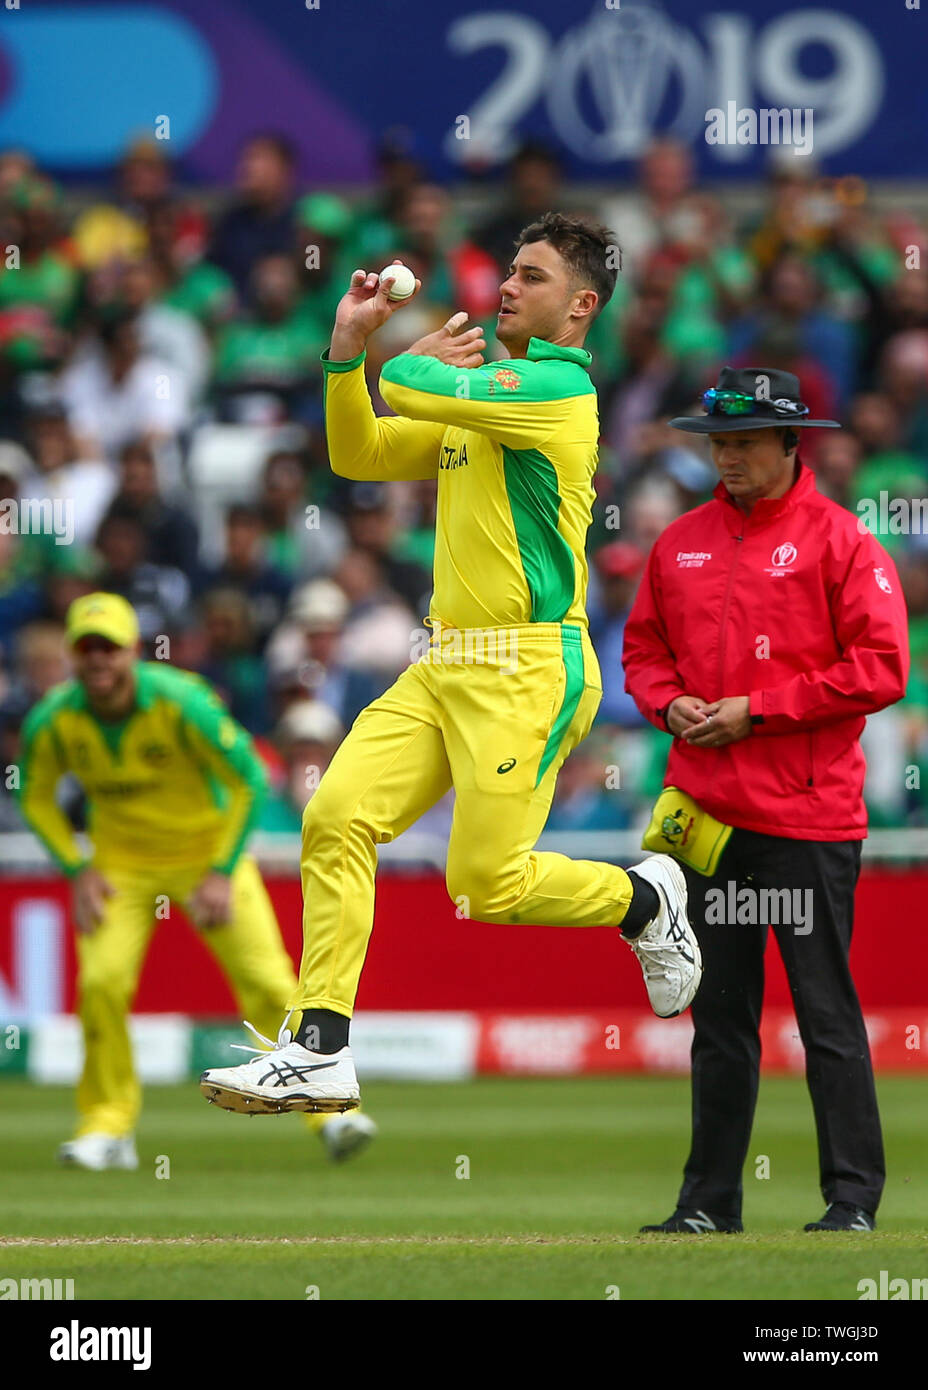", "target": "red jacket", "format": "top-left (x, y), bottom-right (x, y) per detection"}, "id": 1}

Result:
top-left (622, 464), bottom-right (910, 840)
